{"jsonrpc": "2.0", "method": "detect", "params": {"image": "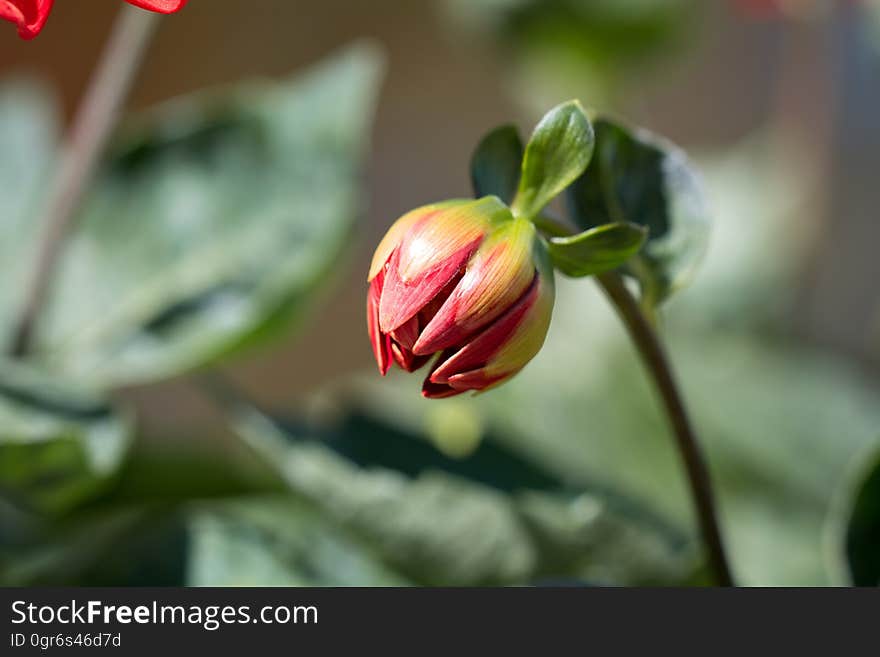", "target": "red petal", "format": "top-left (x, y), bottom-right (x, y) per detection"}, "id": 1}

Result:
top-left (389, 314), bottom-right (419, 351)
top-left (1, 0), bottom-right (53, 39)
top-left (421, 380), bottom-right (462, 399)
top-left (367, 270), bottom-right (391, 375)
top-left (378, 241), bottom-right (478, 334)
top-left (413, 222), bottom-right (534, 356)
top-left (421, 365), bottom-right (510, 397)
top-left (429, 274), bottom-right (539, 384)
top-left (421, 384), bottom-right (462, 399)
top-left (447, 368), bottom-right (514, 392)
top-left (125, 0), bottom-right (188, 13)
top-left (390, 342), bottom-right (431, 373)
